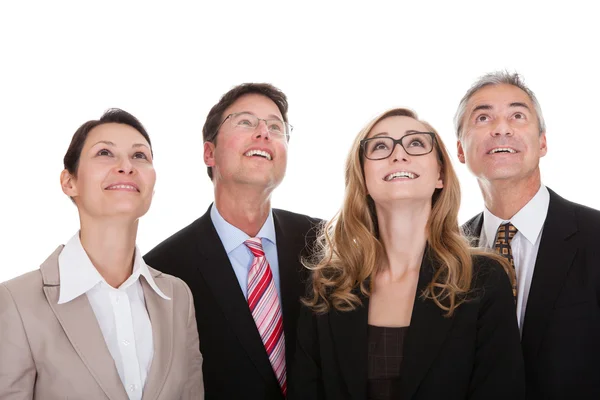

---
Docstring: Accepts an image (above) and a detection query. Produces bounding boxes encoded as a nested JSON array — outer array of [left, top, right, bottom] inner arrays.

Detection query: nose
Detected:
[[116, 157, 135, 175], [391, 141, 409, 163], [491, 118, 514, 137], [254, 119, 271, 140]]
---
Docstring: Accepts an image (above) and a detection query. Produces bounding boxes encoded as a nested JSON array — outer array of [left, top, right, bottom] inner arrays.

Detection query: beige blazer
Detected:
[[0, 246, 204, 400]]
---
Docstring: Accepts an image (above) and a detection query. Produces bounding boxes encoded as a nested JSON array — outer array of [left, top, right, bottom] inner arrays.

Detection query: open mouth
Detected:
[[488, 147, 517, 154], [244, 149, 273, 161], [384, 171, 419, 181], [105, 184, 139, 192]]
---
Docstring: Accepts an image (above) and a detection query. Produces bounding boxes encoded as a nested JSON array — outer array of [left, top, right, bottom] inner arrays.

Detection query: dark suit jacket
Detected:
[[288, 253, 525, 400], [462, 188, 600, 400], [144, 205, 320, 400]]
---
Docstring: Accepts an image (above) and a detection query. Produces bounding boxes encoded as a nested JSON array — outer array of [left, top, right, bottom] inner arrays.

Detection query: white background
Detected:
[[1, 1, 598, 282]]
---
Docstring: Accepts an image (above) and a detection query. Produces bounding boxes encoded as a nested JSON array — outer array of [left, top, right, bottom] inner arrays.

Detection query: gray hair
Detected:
[[454, 71, 546, 139]]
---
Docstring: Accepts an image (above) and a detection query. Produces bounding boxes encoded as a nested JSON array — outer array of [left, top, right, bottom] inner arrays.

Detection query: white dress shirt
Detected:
[[57, 233, 170, 400], [480, 185, 550, 332]]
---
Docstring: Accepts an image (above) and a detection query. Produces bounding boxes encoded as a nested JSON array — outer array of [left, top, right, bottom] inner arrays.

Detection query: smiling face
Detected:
[[61, 122, 156, 220], [457, 83, 547, 185], [203, 93, 288, 191], [362, 116, 443, 207]]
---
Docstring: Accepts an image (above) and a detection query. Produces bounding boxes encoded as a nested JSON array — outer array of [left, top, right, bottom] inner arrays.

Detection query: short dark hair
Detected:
[[63, 108, 152, 176], [202, 83, 289, 179]]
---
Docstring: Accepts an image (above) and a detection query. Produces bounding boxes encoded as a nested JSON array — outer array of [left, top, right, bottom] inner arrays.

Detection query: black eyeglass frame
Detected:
[[216, 112, 293, 140], [360, 131, 436, 160]]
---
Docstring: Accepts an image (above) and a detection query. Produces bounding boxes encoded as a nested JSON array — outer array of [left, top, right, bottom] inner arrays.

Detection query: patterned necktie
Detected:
[[244, 237, 287, 395], [494, 222, 518, 300]]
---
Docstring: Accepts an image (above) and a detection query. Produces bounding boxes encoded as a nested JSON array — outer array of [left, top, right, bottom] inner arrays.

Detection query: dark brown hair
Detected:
[[63, 108, 152, 176], [202, 83, 289, 179]]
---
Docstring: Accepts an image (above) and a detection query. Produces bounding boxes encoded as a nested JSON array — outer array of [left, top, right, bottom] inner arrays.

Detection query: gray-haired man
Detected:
[[457, 71, 600, 400]]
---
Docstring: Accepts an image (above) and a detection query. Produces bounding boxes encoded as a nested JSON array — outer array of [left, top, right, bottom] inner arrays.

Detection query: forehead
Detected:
[[367, 116, 428, 138], [224, 93, 282, 119], [84, 123, 149, 148], [467, 83, 534, 111]]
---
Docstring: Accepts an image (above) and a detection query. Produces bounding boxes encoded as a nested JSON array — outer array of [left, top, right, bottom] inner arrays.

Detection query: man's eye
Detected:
[[514, 112, 525, 119], [237, 119, 254, 126], [476, 115, 489, 122]]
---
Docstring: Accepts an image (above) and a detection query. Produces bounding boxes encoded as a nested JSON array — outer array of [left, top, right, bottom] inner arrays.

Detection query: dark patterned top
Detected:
[[367, 324, 409, 400]]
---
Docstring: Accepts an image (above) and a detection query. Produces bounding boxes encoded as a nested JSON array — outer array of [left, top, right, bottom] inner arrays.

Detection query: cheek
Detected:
[[362, 163, 379, 191], [142, 167, 157, 190]]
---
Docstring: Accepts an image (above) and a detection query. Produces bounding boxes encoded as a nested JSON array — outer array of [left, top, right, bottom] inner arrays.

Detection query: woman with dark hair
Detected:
[[0, 109, 204, 399], [288, 108, 524, 400]]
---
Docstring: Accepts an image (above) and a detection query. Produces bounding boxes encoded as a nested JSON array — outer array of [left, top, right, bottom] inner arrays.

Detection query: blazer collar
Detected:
[[41, 247, 175, 400], [462, 212, 484, 247], [141, 268, 174, 400], [330, 248, 455, 399], [41, 247, 130, 400], [190, 205, 281, 389]]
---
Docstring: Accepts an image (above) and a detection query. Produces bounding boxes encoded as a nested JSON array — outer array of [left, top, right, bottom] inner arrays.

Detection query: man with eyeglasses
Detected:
[[456, 71, 600, 399], [145, 83, 319, 400]]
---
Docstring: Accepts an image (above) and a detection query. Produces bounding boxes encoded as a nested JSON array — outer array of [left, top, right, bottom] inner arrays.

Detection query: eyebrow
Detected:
[[91, 140, 150, 149], [472, 102, 531, 114], [238, 111, 284, 122], [369, 130, 422, 138]]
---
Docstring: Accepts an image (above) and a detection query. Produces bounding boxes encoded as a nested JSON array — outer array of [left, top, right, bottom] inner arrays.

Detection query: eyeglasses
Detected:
[[360, 132, 436, 160], [218, 112, 292, 140]]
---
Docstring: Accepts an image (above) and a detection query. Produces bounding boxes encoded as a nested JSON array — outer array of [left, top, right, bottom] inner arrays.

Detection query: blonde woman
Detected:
[[288, 109, 524, 400], [0, 109, 203, 399]]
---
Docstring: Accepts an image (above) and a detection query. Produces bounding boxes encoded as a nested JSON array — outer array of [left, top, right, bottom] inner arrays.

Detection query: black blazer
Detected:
[[462, 188, 600, 400], [144, 205, 320, 400], [288, 253, 525, 400]]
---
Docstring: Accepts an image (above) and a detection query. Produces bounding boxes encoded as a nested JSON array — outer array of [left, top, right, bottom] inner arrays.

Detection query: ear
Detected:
[[539, 132, 548, 158], [457, 140, 466, 164], [204, 141, 216, 167], [436, 167, 444, 189], [60, 169, 78, 198]]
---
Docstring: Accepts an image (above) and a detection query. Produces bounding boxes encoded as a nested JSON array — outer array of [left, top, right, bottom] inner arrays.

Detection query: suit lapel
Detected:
[[396, 251, 454, 399], [462, 212, 484, 247], [192, 206, 279, 388], [273, 210, 307, 366], [521, 189, 578, 364], [141, 270, 174, 400], [330, 292, 369, 400], [41, 248, 128, 400]]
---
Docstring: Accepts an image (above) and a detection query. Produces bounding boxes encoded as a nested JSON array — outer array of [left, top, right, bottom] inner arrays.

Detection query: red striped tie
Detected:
[[244, 237, 287, 395]]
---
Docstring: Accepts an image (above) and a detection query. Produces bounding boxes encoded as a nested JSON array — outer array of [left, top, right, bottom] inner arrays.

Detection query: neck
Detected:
[[479, 173, 541, 220], [78, 216, 139, 288], [214, 182, 272, 237], [374, 199, 429, 281]]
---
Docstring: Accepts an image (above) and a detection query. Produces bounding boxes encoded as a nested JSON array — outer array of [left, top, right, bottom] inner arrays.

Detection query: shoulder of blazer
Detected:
[[461, 212, 483, 239], [1, 246, 64, 310], [144, 206, 212, 261], [547, 188, 600, 236], [469, 254, 510, 295], [272, 208, 322, 232]]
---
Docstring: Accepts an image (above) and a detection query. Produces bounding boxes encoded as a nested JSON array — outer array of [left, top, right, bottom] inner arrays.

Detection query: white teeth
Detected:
[[244, 149, 272, 160], [489, 147, 516, 154], [107, 184, 137, 191], [385, 171, 417, 181]]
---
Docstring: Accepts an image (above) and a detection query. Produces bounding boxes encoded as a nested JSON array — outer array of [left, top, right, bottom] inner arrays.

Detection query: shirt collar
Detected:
[[482, 185, 550, 247], [58, 232, 170, 304], [210, 203, 277, 254]]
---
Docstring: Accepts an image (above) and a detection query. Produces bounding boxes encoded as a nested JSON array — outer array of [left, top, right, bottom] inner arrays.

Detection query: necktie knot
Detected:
[[496, 222, 518, 246], [244, 237, 265, 258]]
